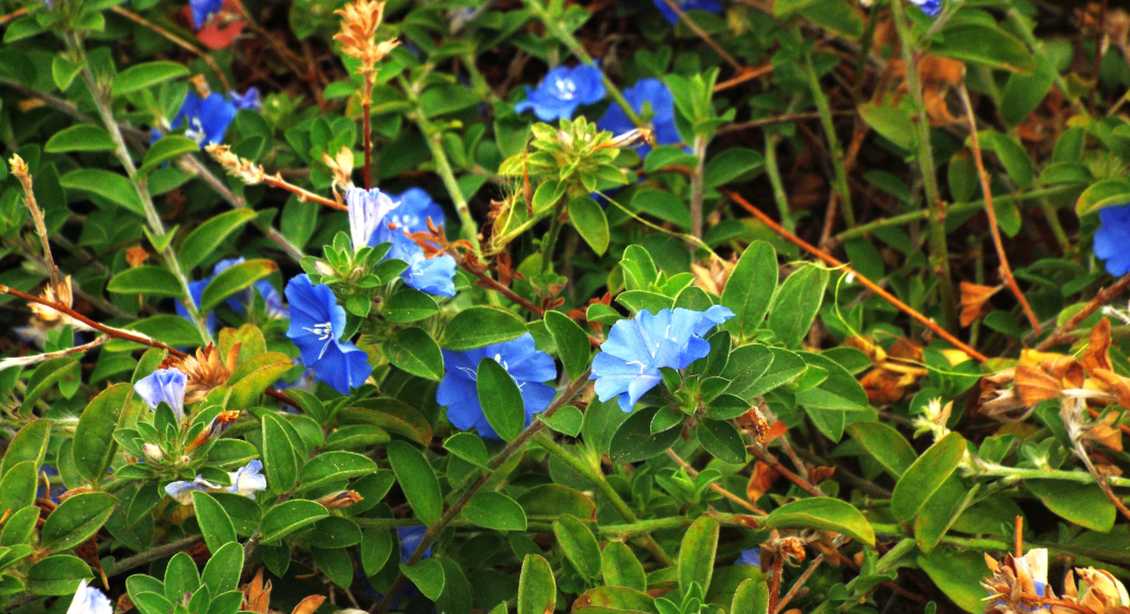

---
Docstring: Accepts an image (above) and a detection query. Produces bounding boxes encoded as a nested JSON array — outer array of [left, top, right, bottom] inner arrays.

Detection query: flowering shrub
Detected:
[[3, 1, 1130, 613]]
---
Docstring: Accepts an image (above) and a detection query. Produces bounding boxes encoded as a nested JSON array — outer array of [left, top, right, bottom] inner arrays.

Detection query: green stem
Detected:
[[540, 207, 563, 274], [1039, 197, 1072, 254], [535, 432, 674, 566], [65, 32, 212, 343], [523, 0, 642, 127], [974, 462, 1130, 488], [690, 134, 708, 240], [763, 131, 794, 232], [834, 184, 1078, 242], [890, 0, 955, 328], [1006, 8, 1087, 115], [804, 50, 855, 227]]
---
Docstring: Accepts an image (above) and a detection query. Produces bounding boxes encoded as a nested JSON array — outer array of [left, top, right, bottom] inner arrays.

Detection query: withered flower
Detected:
[[125, 245, 149, 268], [205, 144, 266, 185], [983, 548, 1050, 613], [162, 343, 239, 404], [317, 490, 365, 509], [960, 281, 1002, 327], [334, 0, 399, 81], [322, 146, 355, 191]]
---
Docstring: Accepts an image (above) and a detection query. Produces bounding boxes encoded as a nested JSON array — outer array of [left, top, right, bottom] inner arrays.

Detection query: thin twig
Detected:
[[717, 111, 843, 135], [767, 552, 785, 613], [714, 63, 774, 93], [957, 84, 1041, 333], [666, 448, 766, 515], [662, 0, 744, 72], [750, 445, 823, 498], [262, 175, 345, 210], [0, 6, 28, 26], [9, 156, 60, 287], [773, 554, 824, 614], [110, 6, 231, 91], [0, 336, 107, 371], [362, 74, 374, 188], [727, 191, 990, 362], [1036, 273, 1130, 350], [106, 535, 202, 577]]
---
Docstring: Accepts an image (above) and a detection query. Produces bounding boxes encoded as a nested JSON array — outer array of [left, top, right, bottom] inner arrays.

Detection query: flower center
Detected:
[[303, 321, 334, 341], [185, 117, 207, 144], [553, 77, 577, 100]]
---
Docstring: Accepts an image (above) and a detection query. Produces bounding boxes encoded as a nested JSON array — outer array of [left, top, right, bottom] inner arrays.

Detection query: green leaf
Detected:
[[260, 499, 329, 543], [141, 135, 199, 173], [40, 492, 116, 552], [201, 542, 244, 596], [463, 492, 527, 532], [845, 422, 917, 478], [107, 266, 183, 297], [705, 148, 764, 187], [386, 327, 444, 381], [1076, 178, 1130, 216], [545, 310, 590, 380], [387, 441, 442, 525], [401, 558, 446, 600], [773, 0, 820, 16], [539, 405, 583, 437], [163, 552, 200, 603], [0, 420, 51, 475], [61, 169, 144, 216], [73, 383, 132, 482], [890, 432, 967, 522], [609, 406, 682, 463], [917, 549, 984, 613], [601, 541, 646, 591], [1027, 479, 1116, 533], [476, 358, 525, 441], [567, 196, 610, 255], [696, 419, 747, 464], [977, 131, 1034, 189], [678, 515, 720, 596], [361, 529, 393, 576], [192, 492, 237, 553], [628, 188, 691, 229], [385, 288, 439, 323], [765, 497, 875, 547], [443, 307, 528, 350], [768, 264, 829, 348], [299, 451, 378, 491], [620, 245, 658, 291], [0, 462, 39, 515], [553, 514, 601, 580], [930, 24, 1033, 73], [443, 432, 490, 468], [858, 102, 914, 151], [179, 209, 259, 271], [722, 241, 778, 338], [111, 61, 190, 96], [517, 554, 556, 614], [200, 258, 277, 312], [731, 578, 770, 614], [51, 55, 82, 91], [45, 124, 114, 153], [27, 555, 91, 596], [261, 413, 299, 494]]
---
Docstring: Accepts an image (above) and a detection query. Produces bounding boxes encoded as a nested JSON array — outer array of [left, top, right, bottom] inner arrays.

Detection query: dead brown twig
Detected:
[[665, 448, 766, 515], [957, 84, 1041, 333], [727, 190, 990, 363], [1036, 273, 1130, 351]]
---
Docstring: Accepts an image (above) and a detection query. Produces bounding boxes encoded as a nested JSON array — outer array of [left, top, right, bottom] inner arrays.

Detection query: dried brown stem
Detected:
[[262, 175, 345, 210], [10, 156, 60, 287], [362, 74, 374, 188], [665, 448, 766, 515], [727, 190, 990, 363], [773, 553, 824, 614], [714, 63, 774, 93], [958, 85, 1041, 333], [662, 0, 744, 72], [750, 445, 823, 498], [1036, 273, 1130, 351]]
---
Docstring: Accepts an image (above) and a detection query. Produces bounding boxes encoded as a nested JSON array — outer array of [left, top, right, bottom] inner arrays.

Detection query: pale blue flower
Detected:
[[597, 78, 681, 156], [436, 334, 557, 439], [1095, 204, 1130, 276], [388, 188, 446, 234], [190, 0, 222, 29], [229, 87, 262, 111], [285, 274, 372, 394], [910, 0, 942, 17], [134, 368, 187, 421], [66, 579, 112, 614], [591, 306, 733, 411], [739, 548, 761, 567], [164, 460, 268, 504], [516, 64, 606, 121], [212, 257, 287, 318], [346, 186, 400, 253], [654, 0, 723, 24]]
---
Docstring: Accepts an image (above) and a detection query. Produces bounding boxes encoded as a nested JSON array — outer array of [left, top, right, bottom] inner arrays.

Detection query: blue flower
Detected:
[[910, 0, 942, 17], [190, 0, 222, 30], [212, 258, 288, 318], [67, 579, 113, 614], [229, 87, 262, 111], [397, 526, 432, 562], [738, 548, 761, 567], [591, 306, 733, 411], [284, 274, 373, 394], [516, 64, 606, 121], [388, 188, 446, 234], [597, 78, 682, 156], [173, 92, 237, 146], [175, 277, 219, 336], [436, 333, 557, 439], [135, 368, 188, 421], [653, 0, 723, 24], [164, 460, 268, 504], [1096, 204, 1130, 276], [346, 186, 457, 298]]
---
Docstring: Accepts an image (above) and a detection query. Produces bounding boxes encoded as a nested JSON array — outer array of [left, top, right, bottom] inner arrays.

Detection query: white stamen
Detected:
[[303, 321, 334, 341]]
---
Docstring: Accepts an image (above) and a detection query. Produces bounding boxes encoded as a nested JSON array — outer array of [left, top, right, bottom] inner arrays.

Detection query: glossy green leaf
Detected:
[[890, 432, 967, 522], [476, 358, 525, 441], [192, 491, 237, 553], [544, 310, 590, 380], [722, 241, 778, 338], [517, 554, 556, 614], [678, 515, 720, 596], [463, 491, 527, 531], [386, 327, 444, 381], [200, 258, 277, 312], [179, 209, 259, 271], [765, 497, 875, 547], [112, 61, 190, 96], [45, 124, 114, 153], [387, 441, 442, 525], [553, 514, 601, 580], [443, 307, 527, 350], [40, 492, 116, 552], [107, 266, 183, 297], [260, 499, 329, 543]]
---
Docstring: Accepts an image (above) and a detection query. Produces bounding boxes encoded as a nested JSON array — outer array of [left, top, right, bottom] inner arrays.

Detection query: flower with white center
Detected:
[[66, 579, 112, 614]]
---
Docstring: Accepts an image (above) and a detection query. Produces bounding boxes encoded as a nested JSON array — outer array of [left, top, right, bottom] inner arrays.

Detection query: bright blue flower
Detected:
[[212, 258, 288, 318], [653, 0, 723, 24], [738, 548, 761, 567], [388, 188, 446, 234], [346, 186, 457, 298], [229, 87, 262, 111], [173, 92, 237, 146], [190, 0, 222, 29], [597, 78, 682, 156], [516, 64, 606, 121], [910, 0, 942, 17], [397, 526, 432, 562], [135, 368, 187, 421], [591, 306, 734, 411], [436, 333, 557, 439], [1095, 204, 1130, 276], [284, 274, 373, 394]]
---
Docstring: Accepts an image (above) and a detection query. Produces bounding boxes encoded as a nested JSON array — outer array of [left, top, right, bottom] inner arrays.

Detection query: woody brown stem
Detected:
[[727, 190, 990, 363], [1036, 273, 1130, 351], [958, 85, 1041, 333], [262, 175, 345, 210], [666, 449, 766, 515], [362, 75, 374, 188]]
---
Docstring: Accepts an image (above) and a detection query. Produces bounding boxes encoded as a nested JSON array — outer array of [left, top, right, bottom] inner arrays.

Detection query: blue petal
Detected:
[[310, 340, 372, 394]]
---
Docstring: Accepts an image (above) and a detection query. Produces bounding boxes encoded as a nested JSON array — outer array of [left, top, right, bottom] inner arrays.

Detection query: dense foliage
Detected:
[[2, 0, 1130, 612]]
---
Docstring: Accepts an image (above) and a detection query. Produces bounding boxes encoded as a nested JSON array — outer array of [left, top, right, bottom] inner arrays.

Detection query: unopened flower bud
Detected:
[[317, 490, 364, 509], [143, 443, 164, 462]]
